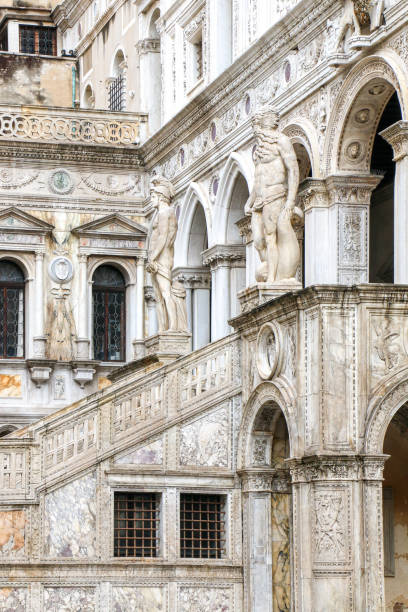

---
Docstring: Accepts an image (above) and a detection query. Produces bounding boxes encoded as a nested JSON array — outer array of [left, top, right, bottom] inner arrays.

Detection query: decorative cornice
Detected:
[[297, 178, 329, 212], [172, 266, 211, 289]]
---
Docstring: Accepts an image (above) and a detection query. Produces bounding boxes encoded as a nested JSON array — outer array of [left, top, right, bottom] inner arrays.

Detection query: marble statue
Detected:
[[146, 176, 188, 333], [335, 0, 361, 50], [245, 107, 300, 284]]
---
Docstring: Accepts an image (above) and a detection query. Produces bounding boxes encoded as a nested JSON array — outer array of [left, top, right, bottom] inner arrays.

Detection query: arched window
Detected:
[[92, 265, 125, 361], [109, 50, 126, 111], [0, 260, 24, 359]]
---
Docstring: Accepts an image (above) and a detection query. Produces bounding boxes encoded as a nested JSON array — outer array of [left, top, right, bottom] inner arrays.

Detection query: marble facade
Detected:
[[0, 0, 407, 610]]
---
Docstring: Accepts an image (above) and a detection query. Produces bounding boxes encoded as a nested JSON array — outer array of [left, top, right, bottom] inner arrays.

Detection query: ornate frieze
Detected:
[[289, 457, 360, 483]]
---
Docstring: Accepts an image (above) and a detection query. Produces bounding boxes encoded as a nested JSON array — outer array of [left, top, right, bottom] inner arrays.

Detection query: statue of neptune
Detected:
[[146, 175, 188, 333], [245, 107, 301, 284]]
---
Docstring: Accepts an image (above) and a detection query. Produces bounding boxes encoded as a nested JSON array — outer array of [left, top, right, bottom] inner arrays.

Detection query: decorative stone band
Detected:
[[288, 455, 388, 483], [380, 120, 408, 162], [239, 468, 291, 493], [202, 244, 246, 268], [0, 105, 147, 146]]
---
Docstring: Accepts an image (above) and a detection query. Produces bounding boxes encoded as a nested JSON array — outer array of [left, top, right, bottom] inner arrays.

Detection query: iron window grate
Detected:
[[109, 74, 125, 111], [180, 493, 225, 559], [19, 25, 56, 56], [114, 492, 159, 558]]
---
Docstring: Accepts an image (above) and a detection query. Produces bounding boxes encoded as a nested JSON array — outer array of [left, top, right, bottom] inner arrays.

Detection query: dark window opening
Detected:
[[0, 260, 24, 359], [109, 74, 125, 111], [92, 265, 125, 361], [0, 26, 8, 52], [19, 25, 57, 56], [369, 91, 402, 283], [114, 492, 159, 557], [180, 493, 225, 559]]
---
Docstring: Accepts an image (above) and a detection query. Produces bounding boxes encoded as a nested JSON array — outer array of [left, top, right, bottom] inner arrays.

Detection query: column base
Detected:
[[145, 331, 191, 364], [238, 281, 302, 313]]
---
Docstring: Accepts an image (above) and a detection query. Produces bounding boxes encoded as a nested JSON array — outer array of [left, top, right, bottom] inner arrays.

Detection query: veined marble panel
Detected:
[[44, 472, 96, 558], [179, 406, 229, 467], [44, 587, 96, 611], [0, 510, 25, 557], [0, 587, 26, 611], [271, 494, 290, 612], [178, 586, 232, 611], [111, 586, 164, 611], [114, 438, 163, 465], [0, 374, 22, 398]]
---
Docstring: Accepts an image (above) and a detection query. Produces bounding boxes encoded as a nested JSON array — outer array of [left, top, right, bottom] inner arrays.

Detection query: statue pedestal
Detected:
[[238, 281, 302, 313], [145, 331, 191, 364]]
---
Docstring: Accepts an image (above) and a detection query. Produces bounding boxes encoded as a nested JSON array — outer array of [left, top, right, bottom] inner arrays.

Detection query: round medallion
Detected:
[[256, 322, 283, 380], [368, 83, 386, 96], [49, 256, 74, 284], [345, 140, 365, 163], [354, 107, 371, 124], [49, 169, 73, 195]]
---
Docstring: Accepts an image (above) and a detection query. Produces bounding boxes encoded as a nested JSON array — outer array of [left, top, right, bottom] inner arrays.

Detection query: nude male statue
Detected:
[[245, 108, 300, 284], [146, 175, 188, 333]]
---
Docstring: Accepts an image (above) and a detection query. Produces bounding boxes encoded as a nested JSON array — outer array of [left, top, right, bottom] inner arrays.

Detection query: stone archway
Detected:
[[238, 383, 297, 612]]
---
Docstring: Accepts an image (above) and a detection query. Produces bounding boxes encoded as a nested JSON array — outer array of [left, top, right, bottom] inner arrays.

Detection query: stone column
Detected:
[[32, 251, 46, 358], [289, 456, 378, 612], [144, 286, 158, 337], [173, 267, 211, 350], [380, 121, 408, 283], [325, 174, 382, 284], [137, 39, 161, 133], [298, 179, 330, 286], [240, 470, 274, 612], [361, 455, 387, 612], [203, 245, 246, 341], [133, 257, 145, 359], [75, 254, 90, 360]]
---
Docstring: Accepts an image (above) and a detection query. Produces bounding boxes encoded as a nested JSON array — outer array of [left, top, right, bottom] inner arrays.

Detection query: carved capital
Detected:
[[361, 455, 388, 481], [239, 468, 291, 493], [326, 174, 382, 206], [297, 179, 328, 212], [172, 267, 211, 289], [288, 456, 360, 483], [380, 120, 408, 162], [137, 38, 161, 55], [202, 244, 246, 268]]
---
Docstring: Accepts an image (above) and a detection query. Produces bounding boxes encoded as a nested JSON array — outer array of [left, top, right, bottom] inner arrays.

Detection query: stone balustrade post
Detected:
[[380, 121, 408, 283]]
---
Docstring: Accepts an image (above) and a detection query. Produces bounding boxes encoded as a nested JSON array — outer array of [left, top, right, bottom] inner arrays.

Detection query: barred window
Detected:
[[109, 74, 125, 111], [92, 265, 125, 362], [114, 492, 159, 557], [0, 260, 24, 359], [180, 493, 225, 559], [19, 25, 57, 56]]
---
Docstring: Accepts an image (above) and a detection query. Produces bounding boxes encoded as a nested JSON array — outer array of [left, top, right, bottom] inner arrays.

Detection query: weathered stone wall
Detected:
[[0, 54, 75, 107]]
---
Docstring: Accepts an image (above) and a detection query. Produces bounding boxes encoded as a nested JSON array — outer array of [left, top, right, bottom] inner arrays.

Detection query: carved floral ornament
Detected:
[[256, 322, 284, 380]]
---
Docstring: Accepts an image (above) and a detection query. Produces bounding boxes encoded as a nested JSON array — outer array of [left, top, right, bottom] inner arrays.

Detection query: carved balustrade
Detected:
[[0, 105, 147, 146]]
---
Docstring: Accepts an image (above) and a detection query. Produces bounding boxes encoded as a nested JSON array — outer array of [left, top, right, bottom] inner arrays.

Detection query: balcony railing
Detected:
[[0, 105, 147, 146]]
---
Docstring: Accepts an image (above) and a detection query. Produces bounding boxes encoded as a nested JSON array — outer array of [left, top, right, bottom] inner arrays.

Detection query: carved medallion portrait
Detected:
[[49, 256, 74, 284], [256, 322, 284, 380], [49, 169, 74, 195]]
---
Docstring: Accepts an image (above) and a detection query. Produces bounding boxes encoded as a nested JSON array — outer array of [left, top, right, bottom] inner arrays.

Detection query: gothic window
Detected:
[[180, 493, 226, 559], [92, 265, 125, 361], [19, 25, 57, 56], [0, 260, 24, 359], [114, 492, 160, 557]]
